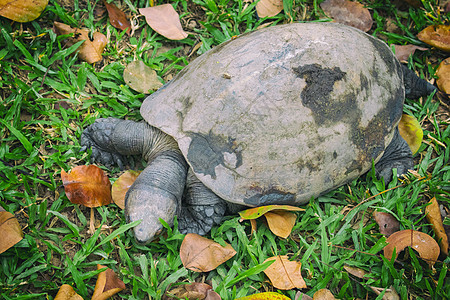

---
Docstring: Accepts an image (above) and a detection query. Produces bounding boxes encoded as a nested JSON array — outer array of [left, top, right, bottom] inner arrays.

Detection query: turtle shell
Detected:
[[140, 23, 404, 206]]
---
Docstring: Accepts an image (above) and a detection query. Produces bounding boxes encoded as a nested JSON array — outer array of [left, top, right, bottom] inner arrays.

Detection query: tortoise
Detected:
[[80, 23, 435, 244]]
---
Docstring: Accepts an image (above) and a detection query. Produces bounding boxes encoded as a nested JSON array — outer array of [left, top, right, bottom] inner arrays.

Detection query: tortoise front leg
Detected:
[[178, 169, 227, 236]]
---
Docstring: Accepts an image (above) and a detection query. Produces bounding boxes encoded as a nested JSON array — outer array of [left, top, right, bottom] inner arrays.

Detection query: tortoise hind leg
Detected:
[[178, 169, 227, 235], [375, 128, 413, 184]]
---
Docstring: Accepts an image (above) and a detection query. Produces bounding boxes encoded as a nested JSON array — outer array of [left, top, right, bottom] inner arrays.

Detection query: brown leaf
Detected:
[[180, 233, 236, 272], [264, 210, 297, 239], [383, 229, 440, 266], [92, 265, 126, 300], [369, 286, 400, 300], [111, 170, 141, 209], [139, 4, 188, 40], [103, 0, 131, 35], [343, 265, 368, 279], [425, 197, 449, 256], [417, 25, 450, 52], [61, 165, 112, 207], [0, 211, 23, 254], [123, 61, 163, 93], [0, 0, 48, 22], [436, 57, 450, 94], [313, 289, 336, 300], [166, 282, 217, 300], [54, 284, 83, 300], [205, 289, 222, 300], [263, 255, 306, 290], [373, 211, 400, 237], [320, 0, 373, 32], [393, 44, 429, 62], [398, 114, 423, 155], [53, 22, 107, 64], [256, 0, 283, 18]]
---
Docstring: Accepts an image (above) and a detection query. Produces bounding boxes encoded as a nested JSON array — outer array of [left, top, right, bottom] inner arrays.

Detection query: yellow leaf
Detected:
[[92, 265, 126, 300], [264, 210, 297, 238], [418, 25, 450, 52], [0, 0, 48, 22], [239, 205, 304, 220], [54, 284, 83, 300], [436, 57, 450, 94], [111, 170, 141, 209], [425, 197, 448, 256], [236, 292, 291, 300], [263, 255, 306, 290], [398, 114, 423, 155]]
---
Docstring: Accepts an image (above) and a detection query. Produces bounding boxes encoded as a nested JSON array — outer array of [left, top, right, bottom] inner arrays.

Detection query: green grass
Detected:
[[1, 0, 449, 299]]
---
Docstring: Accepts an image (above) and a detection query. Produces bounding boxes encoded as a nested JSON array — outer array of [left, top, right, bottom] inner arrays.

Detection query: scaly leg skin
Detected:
[[178, 169, 227, 236], [375, 128, 413, 184], [80, 117, 188, 244]]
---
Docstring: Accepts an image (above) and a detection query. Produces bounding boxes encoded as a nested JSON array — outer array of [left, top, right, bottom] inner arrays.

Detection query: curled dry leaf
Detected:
[[61, 165, 112, 207], [313, 289, 336, 300], [383, 229, 440, 266], [92, 265, 126, 300], [425, 197, 449, 256], [111, 170, 141, 209], [369, 286, 400, 300], [236, 292, 291, 300], [417, 25, 450, 52], [54, 22, 107, 64], [103, 0, 131, 35], [264, 210, 297, 239], [320, 0, 373, 32], [123, 61, 163, 93], [0, 0, 48, 22], [239, 205, 304, 220], [256, 0, 283, 18], [139, 4, 188, 40], [393, 45, 428, 62], [436, 57, 450, 94], [343, 265, 368, 279], [373, 211, 400, 237], [398, 114, 423, 155], [0, 211, 23, 254], [180, 233, 236, 272], [263, 255, 306, 290], [54, 284, 83, 300]]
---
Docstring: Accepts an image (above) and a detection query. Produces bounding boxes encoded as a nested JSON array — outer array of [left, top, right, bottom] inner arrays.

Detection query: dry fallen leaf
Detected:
[[343, 265, 368, 279], [313, 289, 336, 300], [398, 114, 423, 155], [139, 4, 188, 40], [264, 210, 297, 239], [61, 165, 112, 207], [393, 45, 428, 62], [320, 0, 373, 32], [436, 57, 450, 94], [0, 210, 23, 254], [180, 233, 236, 272], [103, 0, 131, 35], [236, 292, 291, 300], [373, 211, 400, 237], [369, 286, 400, 300], [54, 284, 83, 300], [0, 0, 48, 22], [425, 197, 449, 256], [92, 265, 126, 300], [263, 255, 306, 290], [256, 0, 283, 18], [166, 282, 220, 300], [123, 61, 163, 93], [418, 25, 450, 52], [53, 22, 107, 64], [383, 229, 440, 266], [111, 170, 141, 209]]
